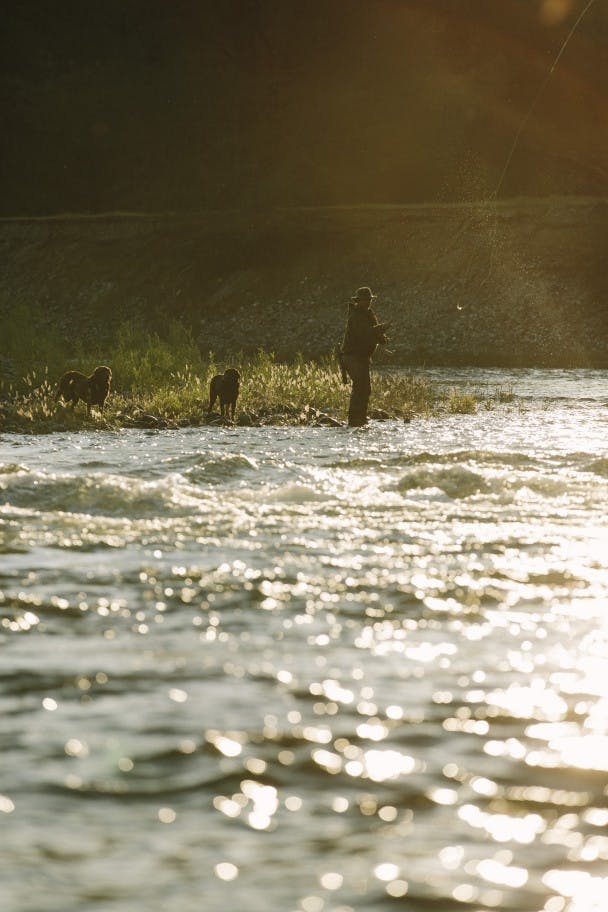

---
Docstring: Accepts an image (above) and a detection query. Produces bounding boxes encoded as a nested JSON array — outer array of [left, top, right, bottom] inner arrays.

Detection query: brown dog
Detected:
[[55, 366, 112, 417], [209, 368, 240, 420]]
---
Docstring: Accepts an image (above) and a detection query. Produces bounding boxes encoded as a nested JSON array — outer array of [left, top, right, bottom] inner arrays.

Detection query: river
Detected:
[[1, 368, 607, 912]]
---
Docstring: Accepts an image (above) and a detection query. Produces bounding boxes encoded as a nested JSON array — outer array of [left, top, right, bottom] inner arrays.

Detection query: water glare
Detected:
[[1, 368, 607, 911]]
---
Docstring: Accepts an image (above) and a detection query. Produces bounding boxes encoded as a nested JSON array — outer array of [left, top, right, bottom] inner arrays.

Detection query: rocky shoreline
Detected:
[[114, 404, 347, 430], [0, 400, 399, 434], [2, 199, 607, 372]]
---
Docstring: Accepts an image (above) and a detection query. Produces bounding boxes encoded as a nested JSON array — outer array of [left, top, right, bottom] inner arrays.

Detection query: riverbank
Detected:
[[1, 198, 607, 386], [1, 352, 497, 434]]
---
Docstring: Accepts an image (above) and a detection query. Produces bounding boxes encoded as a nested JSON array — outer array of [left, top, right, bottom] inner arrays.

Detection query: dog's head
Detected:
[[93, 366, 112, 383], [90, 366, 112, 400], [223, 368, 241, 384]]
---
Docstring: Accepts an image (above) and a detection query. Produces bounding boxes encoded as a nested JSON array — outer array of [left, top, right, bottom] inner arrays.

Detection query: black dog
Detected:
[[209, 368, 240, 420], [55, 365, 112, 417]]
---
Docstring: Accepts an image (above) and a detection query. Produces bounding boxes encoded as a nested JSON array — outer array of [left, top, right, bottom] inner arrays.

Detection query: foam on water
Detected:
[[397, 465, 491, 497]]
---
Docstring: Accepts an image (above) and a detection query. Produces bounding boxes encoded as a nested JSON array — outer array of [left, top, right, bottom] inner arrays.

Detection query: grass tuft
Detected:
[[0, 317, 504, 432], [446, 389, 477, 414]]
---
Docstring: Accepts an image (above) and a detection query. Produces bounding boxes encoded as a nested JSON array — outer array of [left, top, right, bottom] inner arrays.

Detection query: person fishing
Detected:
[[339, 286, 390, 427]]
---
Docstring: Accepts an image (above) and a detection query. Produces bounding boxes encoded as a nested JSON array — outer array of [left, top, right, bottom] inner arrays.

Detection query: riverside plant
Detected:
[[446, 388, 477, 415], [1, 358, 438, 432], [0, 324, 486, 432]]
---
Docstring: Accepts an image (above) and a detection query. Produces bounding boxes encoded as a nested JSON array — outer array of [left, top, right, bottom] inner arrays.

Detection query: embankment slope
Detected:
[[2, 198, 607, 371]]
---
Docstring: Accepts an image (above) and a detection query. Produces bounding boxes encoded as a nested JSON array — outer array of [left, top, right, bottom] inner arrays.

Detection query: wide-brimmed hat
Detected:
[[351, 286, 376, 304]]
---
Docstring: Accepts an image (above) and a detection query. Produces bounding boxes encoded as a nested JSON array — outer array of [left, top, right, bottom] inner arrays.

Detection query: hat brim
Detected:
[[351, 294, 376, 303]]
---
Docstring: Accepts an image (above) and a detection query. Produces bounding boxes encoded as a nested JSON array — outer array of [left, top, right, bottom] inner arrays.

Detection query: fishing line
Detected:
[[493, 0, 597, 199], [452, 0, 599, 312]]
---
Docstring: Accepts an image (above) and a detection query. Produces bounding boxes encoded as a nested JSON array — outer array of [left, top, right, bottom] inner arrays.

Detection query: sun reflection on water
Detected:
[[543, 870, 608, 912], [2, 388, 608, 910]]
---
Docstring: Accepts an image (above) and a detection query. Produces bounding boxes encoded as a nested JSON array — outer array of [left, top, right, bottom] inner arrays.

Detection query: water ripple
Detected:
[[2, 369, 608, 912]]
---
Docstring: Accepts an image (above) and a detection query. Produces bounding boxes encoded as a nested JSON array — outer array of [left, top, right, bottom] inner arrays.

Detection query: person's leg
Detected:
[[343, 356, 371, 426], [350, 367, 371, 426]]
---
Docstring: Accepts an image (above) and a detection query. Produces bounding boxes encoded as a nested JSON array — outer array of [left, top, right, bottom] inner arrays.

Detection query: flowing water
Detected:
[[1, 368, 608, 912]]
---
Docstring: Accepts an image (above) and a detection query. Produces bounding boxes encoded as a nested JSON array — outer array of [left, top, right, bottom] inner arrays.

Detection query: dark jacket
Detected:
[[341, 303, 387, 358]]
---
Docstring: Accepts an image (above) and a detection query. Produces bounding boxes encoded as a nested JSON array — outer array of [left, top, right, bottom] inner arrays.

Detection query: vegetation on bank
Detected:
[[0, 321, 511, 433]]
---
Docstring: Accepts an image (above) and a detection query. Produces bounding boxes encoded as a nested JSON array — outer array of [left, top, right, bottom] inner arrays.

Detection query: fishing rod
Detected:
[[493, 0, 598, 199], [455, 0, 598, 311]]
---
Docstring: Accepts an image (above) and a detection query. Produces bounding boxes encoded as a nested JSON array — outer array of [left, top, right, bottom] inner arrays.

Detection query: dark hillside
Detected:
[[2, 0, 607, 214], [1, 199, 607, 374], [2, 3, 606, 376]]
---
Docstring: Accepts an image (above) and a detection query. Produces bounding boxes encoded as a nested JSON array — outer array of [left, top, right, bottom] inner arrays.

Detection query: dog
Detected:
[[208, 368, 241, 420], [55, 365, 112, 417]]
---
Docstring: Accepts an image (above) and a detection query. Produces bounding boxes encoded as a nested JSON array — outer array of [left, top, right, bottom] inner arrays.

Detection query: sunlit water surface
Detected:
[[1, 368, 608, 912]]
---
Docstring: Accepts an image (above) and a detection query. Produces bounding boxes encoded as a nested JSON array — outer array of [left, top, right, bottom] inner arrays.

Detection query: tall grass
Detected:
[[446, 388, 477, 414], [0, 314, 491, 431]]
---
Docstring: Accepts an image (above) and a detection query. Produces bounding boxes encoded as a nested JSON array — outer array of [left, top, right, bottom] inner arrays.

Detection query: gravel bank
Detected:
[[2, 199, 607, 369]]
